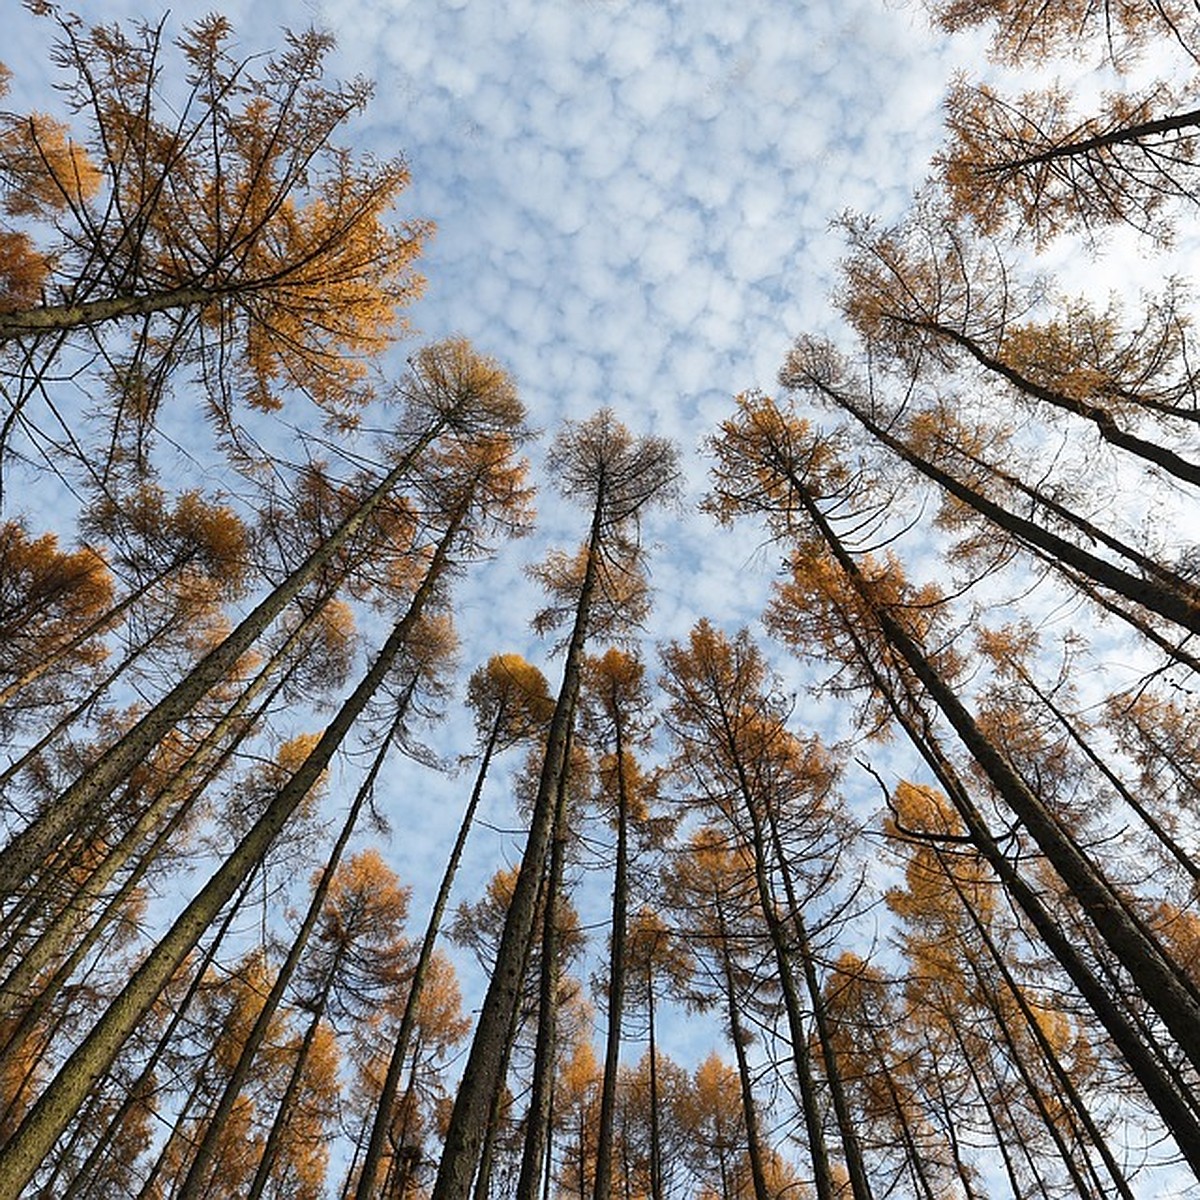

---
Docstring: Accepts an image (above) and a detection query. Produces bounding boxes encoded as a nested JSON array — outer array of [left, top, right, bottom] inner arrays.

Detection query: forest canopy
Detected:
[[2, 2, 1200, 1199]]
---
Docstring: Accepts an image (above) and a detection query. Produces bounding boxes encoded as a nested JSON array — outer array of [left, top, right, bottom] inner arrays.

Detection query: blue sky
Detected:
[[0, 0, 1002, 1054], [4, 0, 988, 661], [16, 0, 1185, 1176]]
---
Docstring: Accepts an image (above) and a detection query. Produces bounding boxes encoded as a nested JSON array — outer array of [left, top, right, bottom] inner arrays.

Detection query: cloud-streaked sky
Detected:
[[3, 0, 1000, 1083], [5, 0, 989, 652]]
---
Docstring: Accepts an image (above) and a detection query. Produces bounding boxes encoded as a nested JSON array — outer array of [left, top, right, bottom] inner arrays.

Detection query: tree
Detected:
[[0, 367, 532, 1200], [0, 10, 429, 485], [884, 781, 1136, 1199], [706, 388, 1200, 1173], [345, 948, 469, 1200], [0, 521, 112, 735], [353, 653, 551, 1200], [924, 0, 1199, 63], [939, 79, 1200, 243], [661, 620, 872, 1200], [577, 647, 664, 1200], [666, 836, 777, 1200], [622, 909, 694, 1200], [835, 207, 1200, 481], [239, 851, 412, 1200], [433, 410, 679, 1200], [0, 337, 526, 909], [922, 0, 1200, 244], [779, 337, 1200, 643]]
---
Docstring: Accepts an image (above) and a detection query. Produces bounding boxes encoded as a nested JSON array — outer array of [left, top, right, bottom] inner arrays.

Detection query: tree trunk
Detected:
[[516, 744, 573, 1200], [0, 509, 464, 1200], [592, 715, 631, 1200], [433, 503, 604, 1200], [718, 911, 771, 1200], [354, 710, 505, 1199]]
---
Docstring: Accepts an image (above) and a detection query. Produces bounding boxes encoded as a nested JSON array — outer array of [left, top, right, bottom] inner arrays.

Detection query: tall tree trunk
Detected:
[[516, 743, 573, 1200], [244, 968, 339, 1200], [717, 909, 771, 1200], [912, 316, 1200, 486], [723, 743, 834, 1200], [354, 708, 506, 1199], [592, 715, 631, 1200], [763, 802, 872, 1200], [647, 976, 663, 1200], [433, 505, 604, 1200], [472, 870, 546, 1200], [0, 509, 465, 1200]]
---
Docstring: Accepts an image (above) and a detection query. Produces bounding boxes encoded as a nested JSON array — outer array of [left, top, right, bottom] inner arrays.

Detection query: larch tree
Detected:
[[884, 780, 1135, 1199], [238, 850, 413, 1200], [660, 620, 872, 1200], [706, 388, 1200, 1176], [925, 0, 1200, 243], [577, 646, 667, 1200], [622, 908, 694, 1200], [432, 409, 679, 1200], [0, 9, 429, 484], [352, 652, 552, 1200], [0, 353, 533, 1200], [665, 832, 778, 1200], [0, 337, 524, 909]]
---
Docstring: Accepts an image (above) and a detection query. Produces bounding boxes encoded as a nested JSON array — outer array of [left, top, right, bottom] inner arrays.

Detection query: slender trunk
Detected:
[[859, 1021, 939, 1200], [949, 431, 1190, 591], [0, 557, 177, 710], [967, 952, 1096, 1198], [979, 106, 1200, 173], [918, 318, 1200, 487], [244, 970, 337, 1200], [940, 849, 1137, 1200], [0, 512, 464, 1200], [0, 426, 441, 900], [103, 872, 261, 1200], [434, 501, 605, 1200], [592, 715, 631, 1200], [954, 1018, 1030, 1199], [647, 977, 663, 1200], [354, 711, 505, 1200], [764, 802, 872, 1200], [718, 912, 771, 1200], [1021, 669, 1200, 881], [720, 721, 833, 1200], [516, 746, 573, 1200], [921, 1028, 982, 1200], [0, 614, 179, 794], [472, 873, 545, 1200]]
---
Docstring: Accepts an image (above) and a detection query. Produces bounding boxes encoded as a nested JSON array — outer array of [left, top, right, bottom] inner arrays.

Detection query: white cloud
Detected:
[[19, 0, 1184, 1181]]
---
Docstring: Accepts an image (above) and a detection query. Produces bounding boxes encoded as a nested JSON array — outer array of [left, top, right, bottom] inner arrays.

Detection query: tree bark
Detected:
[[0, 509, 464, 1200]]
